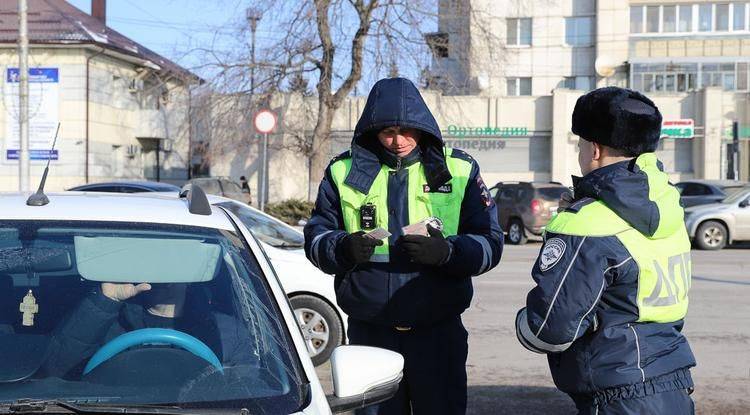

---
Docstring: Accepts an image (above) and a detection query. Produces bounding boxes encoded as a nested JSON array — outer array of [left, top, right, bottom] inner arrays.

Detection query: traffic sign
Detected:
[[661, 119, 694, 139], [254, 110, 276, 134]]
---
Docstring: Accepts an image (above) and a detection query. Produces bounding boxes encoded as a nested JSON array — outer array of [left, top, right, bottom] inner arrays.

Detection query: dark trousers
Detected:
[[572, 388, 695, 415], [347, 316, 468, 415]]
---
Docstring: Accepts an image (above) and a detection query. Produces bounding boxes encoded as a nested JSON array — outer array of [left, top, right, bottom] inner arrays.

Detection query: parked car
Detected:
[[189, 177, 251, 204], [68, 180, 180, 193], [1, 190, 402, 414], [675, 180, 748, 208], [489, 181, 572, 245], [684, 186, 750, 250], [205, 195, 347, 366]]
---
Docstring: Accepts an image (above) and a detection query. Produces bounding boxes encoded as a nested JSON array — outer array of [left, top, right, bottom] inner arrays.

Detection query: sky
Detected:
[[67, 0, 257, 69], [65, 0, 434, 94]]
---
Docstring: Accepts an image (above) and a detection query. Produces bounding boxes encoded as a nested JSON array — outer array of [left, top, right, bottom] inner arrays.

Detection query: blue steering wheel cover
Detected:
[[83, 328, 223, 375]]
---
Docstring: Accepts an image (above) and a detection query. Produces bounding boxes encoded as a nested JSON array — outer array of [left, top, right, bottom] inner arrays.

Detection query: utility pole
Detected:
[[246, 8, 261, 96], [246, 8, 263, 206], [18, 0, 30, 191]]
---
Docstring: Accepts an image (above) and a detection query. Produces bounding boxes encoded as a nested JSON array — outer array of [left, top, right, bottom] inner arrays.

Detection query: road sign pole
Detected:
[[261, 133, 268, 211]]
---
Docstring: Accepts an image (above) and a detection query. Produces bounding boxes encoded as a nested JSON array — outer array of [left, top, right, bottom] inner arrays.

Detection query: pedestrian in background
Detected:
[[516, 87, 696, 414], [304, 77, 503, 414]]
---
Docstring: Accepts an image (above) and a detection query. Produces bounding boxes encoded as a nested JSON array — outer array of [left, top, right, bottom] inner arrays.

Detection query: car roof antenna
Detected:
[[26, 123, 60, 206]]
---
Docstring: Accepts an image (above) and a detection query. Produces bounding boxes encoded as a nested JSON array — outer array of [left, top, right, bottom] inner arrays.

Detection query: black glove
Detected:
[[396, 226, 451, 266], [340, 231, 384, 265]]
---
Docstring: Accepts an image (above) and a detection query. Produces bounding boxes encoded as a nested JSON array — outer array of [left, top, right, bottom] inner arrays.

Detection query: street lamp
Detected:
[[246, 7, 262, 96]]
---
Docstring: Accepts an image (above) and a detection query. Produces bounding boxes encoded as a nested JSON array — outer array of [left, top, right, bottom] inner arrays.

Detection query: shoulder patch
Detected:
[[329, 150, 352, 165], [539, 237, 566, 272], [447, 148, 474, 163]]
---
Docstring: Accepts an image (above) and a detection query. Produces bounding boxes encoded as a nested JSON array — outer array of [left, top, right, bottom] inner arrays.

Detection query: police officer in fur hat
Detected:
[[515, 87, 696, 414]]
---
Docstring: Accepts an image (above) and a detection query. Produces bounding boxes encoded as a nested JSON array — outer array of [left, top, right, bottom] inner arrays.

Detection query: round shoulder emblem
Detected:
[[539, 237, 567, 272]]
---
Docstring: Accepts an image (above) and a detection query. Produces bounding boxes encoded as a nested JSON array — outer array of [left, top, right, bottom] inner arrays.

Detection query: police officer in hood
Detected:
[[304, 77, 503, 414], [515, 87, 696, 414]]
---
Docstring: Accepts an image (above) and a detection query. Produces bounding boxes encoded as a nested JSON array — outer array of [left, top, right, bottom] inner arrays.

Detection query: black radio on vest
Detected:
[[359, 203, 376, 229]]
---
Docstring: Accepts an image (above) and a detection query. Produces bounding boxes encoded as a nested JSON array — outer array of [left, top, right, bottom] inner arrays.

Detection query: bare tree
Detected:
[[188, 0, 505, 198]]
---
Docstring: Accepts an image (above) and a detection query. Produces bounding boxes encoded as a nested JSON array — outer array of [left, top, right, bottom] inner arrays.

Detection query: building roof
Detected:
[[0, 0, 197, 81]]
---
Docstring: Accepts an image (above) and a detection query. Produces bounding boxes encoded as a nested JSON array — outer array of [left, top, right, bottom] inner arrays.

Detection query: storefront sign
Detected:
[[661, 119, 694, 139], [3, 67, 60, 161], [446, 125, 530, 138]]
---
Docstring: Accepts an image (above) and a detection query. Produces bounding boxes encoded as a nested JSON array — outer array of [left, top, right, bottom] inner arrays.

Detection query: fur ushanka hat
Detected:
[[572, 87, 662, 156]]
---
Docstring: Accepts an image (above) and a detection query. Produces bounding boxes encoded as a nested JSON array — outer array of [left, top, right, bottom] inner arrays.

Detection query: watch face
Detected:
[[425, 216, 444, 232]]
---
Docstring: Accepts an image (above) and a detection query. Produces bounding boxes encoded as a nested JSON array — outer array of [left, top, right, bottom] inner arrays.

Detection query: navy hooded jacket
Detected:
[[515, 157, 696, 401], [304, 78, 503, 327]]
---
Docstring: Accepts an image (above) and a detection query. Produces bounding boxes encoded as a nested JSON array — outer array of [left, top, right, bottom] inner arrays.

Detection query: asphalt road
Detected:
[[317, 243, 750, 414]]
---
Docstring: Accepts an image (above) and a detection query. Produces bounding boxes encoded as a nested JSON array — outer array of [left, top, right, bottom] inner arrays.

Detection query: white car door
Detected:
[[733, 194, 750, 240]]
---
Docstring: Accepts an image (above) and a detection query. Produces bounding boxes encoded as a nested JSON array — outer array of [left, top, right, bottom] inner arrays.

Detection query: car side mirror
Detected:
[[740, 199, 750, 208], [326, 346, 403, 414]]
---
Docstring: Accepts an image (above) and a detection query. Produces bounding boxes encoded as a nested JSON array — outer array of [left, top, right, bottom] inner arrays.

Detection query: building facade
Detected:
[[420, 0, 750, 181], [0, 0, 197, 191]]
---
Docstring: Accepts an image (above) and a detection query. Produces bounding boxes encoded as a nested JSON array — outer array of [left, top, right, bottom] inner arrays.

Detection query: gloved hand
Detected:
[[340, 231, 384, 265], [396, 226, 451, 266]]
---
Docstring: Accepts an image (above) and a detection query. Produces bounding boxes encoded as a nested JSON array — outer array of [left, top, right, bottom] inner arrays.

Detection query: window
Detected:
[[699, 4, 713, 31], [734, 3, 747, 30], [507, 77, 532, 96], [631, 62, 705, 93], [631, 6, 643, 33], [507, 18, 532, 46], [646, 6, 660, 32], [738, 63, 749, 90], [562, 76, 594, 90], [663, 5, 677, 32], [565, 16, 594, 46], [681, 183, 712, 196], [679, 5, 693, 31], [716, 3, 730, 30]]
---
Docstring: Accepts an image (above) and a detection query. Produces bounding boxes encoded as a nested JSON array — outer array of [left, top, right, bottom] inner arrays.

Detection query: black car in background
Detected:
[[489, 181, 572, 245], [68, 181, 181, 193], [675, 180, 748, 208]]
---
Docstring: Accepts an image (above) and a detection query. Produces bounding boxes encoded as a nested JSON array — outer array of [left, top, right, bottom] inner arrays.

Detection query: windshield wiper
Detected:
[[0, 399, 86, 414], [0, 400, 217, 415]]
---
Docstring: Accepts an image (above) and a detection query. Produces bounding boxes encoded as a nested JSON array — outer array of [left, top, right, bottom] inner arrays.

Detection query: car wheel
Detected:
[[507, 219, 528, 245], [695, 220, 727, 250], [290, 294, 343, 366]]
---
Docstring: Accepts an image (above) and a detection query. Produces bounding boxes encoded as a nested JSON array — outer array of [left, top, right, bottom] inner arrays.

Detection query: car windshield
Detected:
[[0, 220, 307, 412], [217, 202, 304, 249], [536, 187, 571, 200], [722, 188, 750, 204]]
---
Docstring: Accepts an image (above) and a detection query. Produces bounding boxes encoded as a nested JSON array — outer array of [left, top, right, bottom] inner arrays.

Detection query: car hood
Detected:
[[685, 203, 731, 215]]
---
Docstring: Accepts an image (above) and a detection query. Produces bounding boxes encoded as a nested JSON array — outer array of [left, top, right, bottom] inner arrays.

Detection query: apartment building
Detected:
[[421, 0, 750, 181]]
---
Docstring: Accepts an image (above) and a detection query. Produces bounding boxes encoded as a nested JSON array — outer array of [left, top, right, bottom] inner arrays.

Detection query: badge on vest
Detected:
[[539, 238, 566, 272], [359, 203, 376, 230], [423, 184, 452, 193]]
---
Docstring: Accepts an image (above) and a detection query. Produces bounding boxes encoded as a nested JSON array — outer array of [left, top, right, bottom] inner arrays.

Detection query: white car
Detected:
[[205, 195, 348, 366], [0, 189, 402, 414]]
